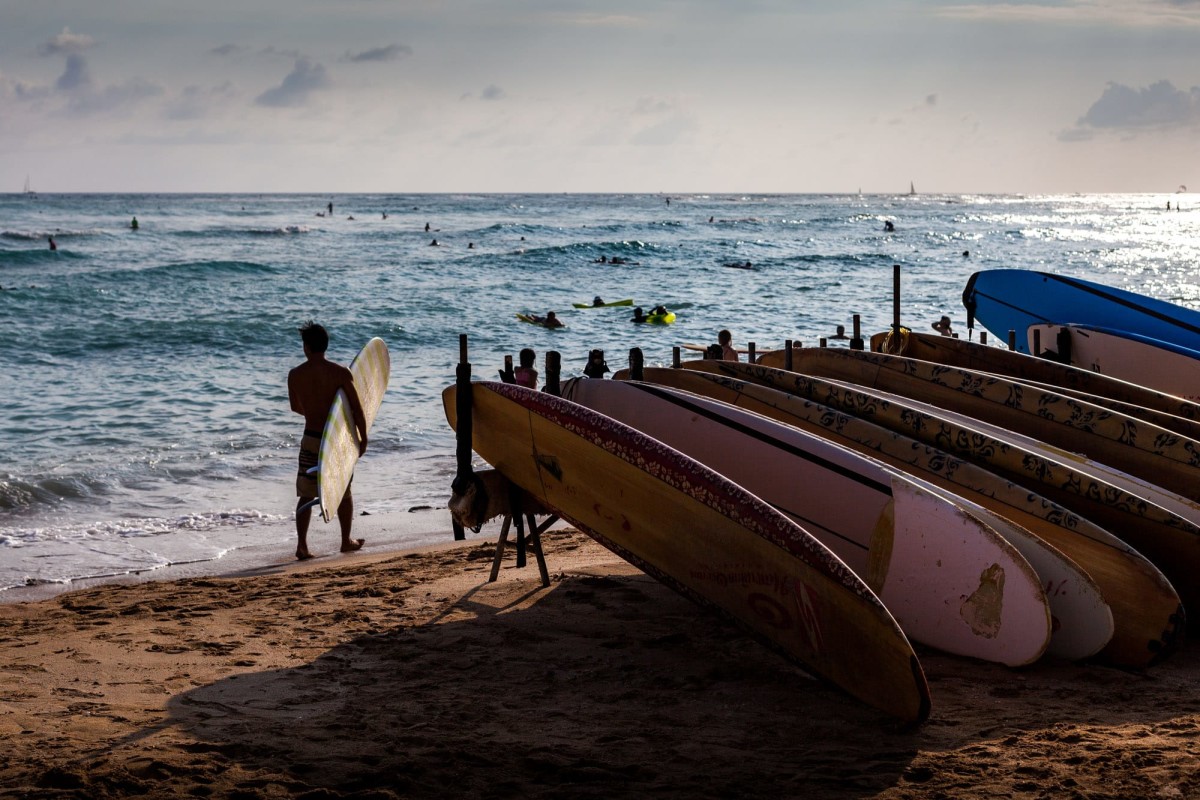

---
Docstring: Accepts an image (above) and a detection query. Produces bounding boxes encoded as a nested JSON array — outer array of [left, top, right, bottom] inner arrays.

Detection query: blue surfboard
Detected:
[[962, 269, 1200, 354]]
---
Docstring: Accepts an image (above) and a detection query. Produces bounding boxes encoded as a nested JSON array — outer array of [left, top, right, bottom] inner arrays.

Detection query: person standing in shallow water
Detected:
[[288, 322, 368, 560]]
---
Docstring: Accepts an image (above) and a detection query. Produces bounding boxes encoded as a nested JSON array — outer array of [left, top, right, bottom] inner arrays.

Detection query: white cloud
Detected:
[[38, 27, 95, 57], [166, 83, 238, 120], [936, 0, 1200, 27], [254, 59, 330, 107]]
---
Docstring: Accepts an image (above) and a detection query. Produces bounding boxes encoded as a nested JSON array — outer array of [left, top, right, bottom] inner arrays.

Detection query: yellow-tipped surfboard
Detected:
[[313, 337, 390, 523]]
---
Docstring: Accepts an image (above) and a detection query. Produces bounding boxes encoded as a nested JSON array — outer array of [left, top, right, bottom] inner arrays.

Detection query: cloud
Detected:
[[481, 84, 504, 101], [634, 96, 676, 115], [1070, 80, 1200, 132], [64, 77, 163, 116], [209, 44, 245, 57], [936, 0, 1200, 27], [165, 82, 237, 120], [254, 58, 330, 107], [38, 27, 95, 57], [56, 53, 92, 91], [341, 44, 413, 63]]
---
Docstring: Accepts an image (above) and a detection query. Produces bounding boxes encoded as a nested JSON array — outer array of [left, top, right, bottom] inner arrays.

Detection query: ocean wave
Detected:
[[0, 249, 86, 266], [0, 509, 282, 547], [119, 259, 282, 279], [173, 225, 314, 238], [2, 227, 108, 240]]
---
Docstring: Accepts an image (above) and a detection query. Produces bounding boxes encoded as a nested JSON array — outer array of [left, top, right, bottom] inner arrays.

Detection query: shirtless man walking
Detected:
[[288, 322, 368, 560]]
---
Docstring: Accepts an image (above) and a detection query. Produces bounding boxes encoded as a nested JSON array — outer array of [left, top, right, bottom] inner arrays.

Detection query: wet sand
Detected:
[[3, 518, 1200, 798]]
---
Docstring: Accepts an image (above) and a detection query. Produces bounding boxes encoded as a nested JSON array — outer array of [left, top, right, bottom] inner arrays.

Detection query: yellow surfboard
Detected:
[[443, 381, 931, 723]]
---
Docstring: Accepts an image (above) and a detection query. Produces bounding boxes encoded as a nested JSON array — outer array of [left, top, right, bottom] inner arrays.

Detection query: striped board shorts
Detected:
[[296, 429, 321, 498]]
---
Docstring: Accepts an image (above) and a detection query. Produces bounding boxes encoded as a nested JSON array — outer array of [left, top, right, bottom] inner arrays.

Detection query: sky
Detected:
[[1, 0, 1198, 194]]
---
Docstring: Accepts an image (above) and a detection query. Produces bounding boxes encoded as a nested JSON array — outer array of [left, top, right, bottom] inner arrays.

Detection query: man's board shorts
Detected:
[[297, 429, 321, 498], [297, 428, 354, 499]]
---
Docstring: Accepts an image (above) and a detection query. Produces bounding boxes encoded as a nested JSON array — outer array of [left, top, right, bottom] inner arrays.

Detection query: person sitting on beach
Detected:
[[932, 315, 954, 336], [830, 324, 849, 340], [592, 296, 605, 307], [631, 306, 647, 323], [515, 348, 539, 389], [704, 343, 724, 360], [584, 349, 610, 379], [718, 329, 740, 362], [288, 322, 368, 561]]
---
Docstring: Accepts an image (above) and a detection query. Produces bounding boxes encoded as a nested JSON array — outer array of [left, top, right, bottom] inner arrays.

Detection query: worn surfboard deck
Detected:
[[755, 346, 1200, 505], [560, 377, 1055, 666], [621, 366, 1169, 666], [678, 358, 1200, 621], [315, 337, 390, 523], [869, 329, 1200, 438], [1029, 324, 1200, 401], [962, 269, 1200, 354], [442, 381, 931, 723]]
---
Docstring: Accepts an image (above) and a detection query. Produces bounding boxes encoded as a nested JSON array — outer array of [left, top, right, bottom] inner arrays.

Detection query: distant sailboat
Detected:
[[23, 175, 36, 198], [909, 181, 916, 196]]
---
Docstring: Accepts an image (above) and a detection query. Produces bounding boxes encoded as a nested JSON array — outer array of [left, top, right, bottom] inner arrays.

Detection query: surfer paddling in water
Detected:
[[288, 322, 368, 560]]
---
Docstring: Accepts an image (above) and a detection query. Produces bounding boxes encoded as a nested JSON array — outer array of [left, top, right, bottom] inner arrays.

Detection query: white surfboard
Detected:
[[1029, 323, 1200, 401], [561, 377, 1053, 666], [313, 337, 390, 523]]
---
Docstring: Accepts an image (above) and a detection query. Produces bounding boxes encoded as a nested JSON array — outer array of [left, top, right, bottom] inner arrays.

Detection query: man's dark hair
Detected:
[[299, 321, 329, 354]]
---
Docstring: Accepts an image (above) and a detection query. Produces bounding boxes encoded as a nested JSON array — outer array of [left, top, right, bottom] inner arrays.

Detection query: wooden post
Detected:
[[1008, 330, 1017, 351], [545, 351, 561, 395], [981, 331, 988, 346], [1032, 328, 1042, 356], [892, 264, 901, 344], [672, 346, 681, 368], [629, 347, 644, 380], [747, 341, 756, 364], [819, 337, 827, 348], [784, 339, 794, 371], [509, 483, 527, 568], [850, 314, 864, 351], [452, 334, 472, 541]]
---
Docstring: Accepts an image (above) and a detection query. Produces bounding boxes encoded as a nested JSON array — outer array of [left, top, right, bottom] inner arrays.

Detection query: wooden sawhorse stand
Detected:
[[489, 485, 558, 588]]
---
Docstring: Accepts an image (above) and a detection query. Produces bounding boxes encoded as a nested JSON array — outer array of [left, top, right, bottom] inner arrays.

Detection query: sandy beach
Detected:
[[4, 513, 1200, 799]]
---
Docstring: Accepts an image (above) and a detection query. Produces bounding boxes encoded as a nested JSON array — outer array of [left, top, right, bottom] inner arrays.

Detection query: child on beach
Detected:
[[515, 348, 539, 389]]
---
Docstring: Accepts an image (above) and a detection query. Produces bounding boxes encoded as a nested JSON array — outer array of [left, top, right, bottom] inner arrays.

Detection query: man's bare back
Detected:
[[288, 357, 359, 431]]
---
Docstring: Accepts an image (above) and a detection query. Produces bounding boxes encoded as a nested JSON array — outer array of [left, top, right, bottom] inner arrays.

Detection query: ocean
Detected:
[[2, 192, 1198, 596]]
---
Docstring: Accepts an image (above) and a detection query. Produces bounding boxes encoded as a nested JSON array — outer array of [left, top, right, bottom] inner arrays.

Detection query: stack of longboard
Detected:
[[441, 272, 1200, 723]]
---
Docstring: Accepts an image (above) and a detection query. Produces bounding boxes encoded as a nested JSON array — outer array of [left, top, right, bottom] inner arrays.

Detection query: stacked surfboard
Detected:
[[962, 269, 1200, 398]]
